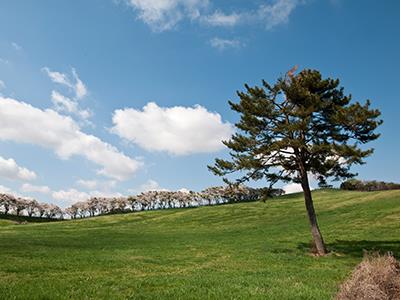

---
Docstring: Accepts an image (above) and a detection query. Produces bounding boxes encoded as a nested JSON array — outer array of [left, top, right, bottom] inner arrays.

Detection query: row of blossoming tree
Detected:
[[0, 194, 62, 218], [0, 185, 284, 220]]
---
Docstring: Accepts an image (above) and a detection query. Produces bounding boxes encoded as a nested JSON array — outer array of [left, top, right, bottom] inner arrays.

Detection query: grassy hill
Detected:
[[0, 189, 399, 299]]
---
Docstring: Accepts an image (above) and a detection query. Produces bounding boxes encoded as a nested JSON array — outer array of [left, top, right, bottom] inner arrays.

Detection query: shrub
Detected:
[[336, 253, 400, 300]]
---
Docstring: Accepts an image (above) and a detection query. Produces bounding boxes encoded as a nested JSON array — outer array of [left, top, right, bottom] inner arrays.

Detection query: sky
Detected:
[[0, 0, 399, 207]]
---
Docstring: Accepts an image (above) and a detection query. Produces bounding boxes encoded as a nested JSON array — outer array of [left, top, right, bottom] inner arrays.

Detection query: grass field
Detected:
[[0, 189, 399, 299]]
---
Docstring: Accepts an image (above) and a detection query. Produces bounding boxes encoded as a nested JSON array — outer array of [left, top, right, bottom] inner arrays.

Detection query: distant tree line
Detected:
[[340, 179, 400, 192], [0, 185, 284, 220], [0, 194, 62, 219]]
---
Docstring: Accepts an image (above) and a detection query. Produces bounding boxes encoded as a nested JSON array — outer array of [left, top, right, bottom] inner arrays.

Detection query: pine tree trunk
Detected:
[[300, 173, 327, 256]]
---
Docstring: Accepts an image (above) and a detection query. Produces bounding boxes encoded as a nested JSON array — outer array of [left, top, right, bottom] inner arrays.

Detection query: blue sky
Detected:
[[0, 0, 399, 206]]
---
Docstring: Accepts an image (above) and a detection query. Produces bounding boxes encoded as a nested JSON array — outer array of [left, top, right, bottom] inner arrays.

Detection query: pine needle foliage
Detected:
[[209, 68, 382, 255]]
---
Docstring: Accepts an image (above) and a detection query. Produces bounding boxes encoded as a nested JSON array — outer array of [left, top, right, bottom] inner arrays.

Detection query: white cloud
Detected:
[[0, 97, 142, 180], [44, 68, 91, 123], [21, 183, 51, 194], [0, 156, 37, 181], [72, 68, 87, 99], [42, 67, 72, 88], [11, 42, 22, 51], [111, 102, 233, 155], [42, 67, 87, 100], [51, 90, 92, 120], [122, 0, 303, 31], [76, 179, 98, 190], [201, 11, 241, 27], [88, 190, 123, 198], [282, 173, 315, 194], [76, 179, 117, 191], [0, 80, 5, 90], [0, 185, 27, 199], [128, 179, 169, 194], [19, 182, 122, 207], [52, 188, 90, 206], [140, 179, 165, 192], [124, 0, 208, 31], [51, 90, 78, 113], [77, 109, 92, 120], [51, 188, 124, 207], [128, 180, 191, 195], [209, 37, 242, 50], [258, 0, 300, 30], [282, 183, 303, 194], [0, 185, 14, 194]]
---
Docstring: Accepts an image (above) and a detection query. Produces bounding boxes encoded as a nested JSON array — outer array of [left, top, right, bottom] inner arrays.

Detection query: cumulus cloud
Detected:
[[111, 102, 233, 155], [209, 37, 242, 50], [125, 0, 208, 31], [0, 97, 142, 180], [0, 156, 37, 181], [21, 183, 51, 194]]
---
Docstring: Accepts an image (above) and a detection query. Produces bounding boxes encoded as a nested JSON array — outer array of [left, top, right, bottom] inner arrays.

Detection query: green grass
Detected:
[[0, 189, 399, 299]]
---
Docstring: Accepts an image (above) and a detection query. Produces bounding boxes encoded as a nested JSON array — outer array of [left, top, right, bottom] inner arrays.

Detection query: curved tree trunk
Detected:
[[300, 173, 327, 256]]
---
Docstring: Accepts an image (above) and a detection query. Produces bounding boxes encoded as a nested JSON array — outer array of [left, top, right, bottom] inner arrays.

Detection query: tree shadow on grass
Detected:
[[297, 240, 400, 257]]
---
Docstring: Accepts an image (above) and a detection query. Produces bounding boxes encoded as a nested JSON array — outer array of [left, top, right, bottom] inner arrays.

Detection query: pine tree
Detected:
[[208, 69, 382, 255]]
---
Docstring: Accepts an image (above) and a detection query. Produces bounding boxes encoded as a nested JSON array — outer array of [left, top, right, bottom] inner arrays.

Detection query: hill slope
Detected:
[[0, 189, 399, 299]]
